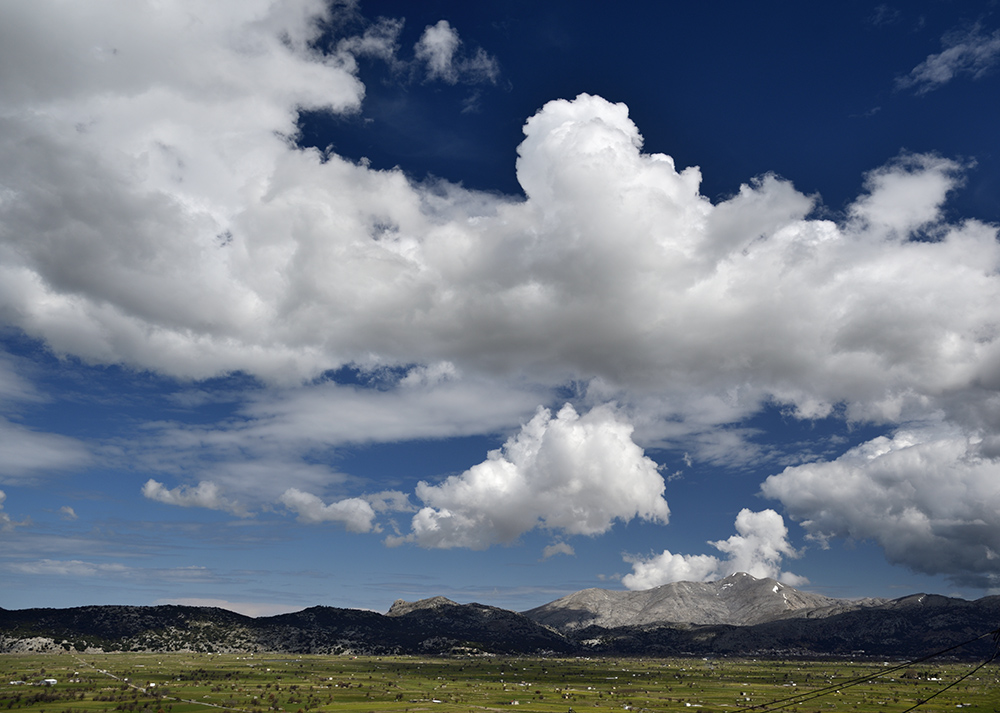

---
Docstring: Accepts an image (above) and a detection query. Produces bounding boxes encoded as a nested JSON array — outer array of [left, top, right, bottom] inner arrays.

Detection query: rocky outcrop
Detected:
[[386, 596, 459, 617]]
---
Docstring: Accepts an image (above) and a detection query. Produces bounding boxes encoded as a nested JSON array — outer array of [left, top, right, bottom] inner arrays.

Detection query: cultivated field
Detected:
[[1, 653, 997, 713]]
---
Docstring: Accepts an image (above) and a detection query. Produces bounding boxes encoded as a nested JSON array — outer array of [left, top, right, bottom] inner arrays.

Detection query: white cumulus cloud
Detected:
[[761, 424, 1000, 588], [622, 509, 804, 590], [142, 479, 248, 517], [279, 488, 378, 532], [3, 6, 998, 425], [848, 153, 963, 238], [390, 404, 670, 549], [542, 541, 575, 560]]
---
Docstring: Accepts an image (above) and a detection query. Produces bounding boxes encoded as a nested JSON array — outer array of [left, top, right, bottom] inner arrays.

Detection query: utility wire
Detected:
[[744, 626, 1000, 713], [896, 652, 997, 713], [896, 629, 1000, 713]]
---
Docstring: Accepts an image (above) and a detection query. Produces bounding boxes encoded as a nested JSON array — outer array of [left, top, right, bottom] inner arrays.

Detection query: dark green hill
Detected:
[[4, 580, 999, 659], [0, 600, 570, 656]]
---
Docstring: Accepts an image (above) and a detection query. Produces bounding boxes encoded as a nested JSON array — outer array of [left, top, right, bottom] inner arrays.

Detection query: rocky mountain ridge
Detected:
[[3, 574, 998, 659], [522, 572, 873, 630]]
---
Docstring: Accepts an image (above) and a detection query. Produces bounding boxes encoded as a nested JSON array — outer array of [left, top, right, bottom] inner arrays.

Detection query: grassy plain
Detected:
[[1, 653, 997, 713]]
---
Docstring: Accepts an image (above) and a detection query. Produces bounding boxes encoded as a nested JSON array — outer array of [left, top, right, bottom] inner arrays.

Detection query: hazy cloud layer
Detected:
[[898, 24, 1000, 94], [0, 419, 92, 484], [2, 2, 1000, 584], [0, 490, 19, 532], [133, 367, 547, 512], [414, 19, 499, 85], [9, 558, 216, 583], [623, 509, 804, 589]]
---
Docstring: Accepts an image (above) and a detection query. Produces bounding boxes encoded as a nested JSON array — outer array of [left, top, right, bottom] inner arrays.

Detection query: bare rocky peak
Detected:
[[385, 596, 459, 617], [522, 572, 878, 631]]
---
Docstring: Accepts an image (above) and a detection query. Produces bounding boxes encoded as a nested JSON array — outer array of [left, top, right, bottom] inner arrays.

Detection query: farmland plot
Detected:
[[1, 653, 997, 713]]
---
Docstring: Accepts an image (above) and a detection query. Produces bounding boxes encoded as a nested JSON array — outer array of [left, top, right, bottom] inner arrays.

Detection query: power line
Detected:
[[897, 651, 998, 713], [744, 626, 1000, 713]]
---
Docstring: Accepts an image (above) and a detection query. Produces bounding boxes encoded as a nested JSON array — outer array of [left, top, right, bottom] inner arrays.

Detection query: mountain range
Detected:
[[523, 571, 882, 629], [3, 573, 998, 659]]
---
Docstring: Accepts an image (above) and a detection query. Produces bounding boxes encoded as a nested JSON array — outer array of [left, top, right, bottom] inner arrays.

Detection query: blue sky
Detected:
[[2, 0, 1000, 617]]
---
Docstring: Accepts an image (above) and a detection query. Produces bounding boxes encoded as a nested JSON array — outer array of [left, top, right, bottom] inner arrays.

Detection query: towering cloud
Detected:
[[623, 509, 804, 589], [392, 405, 669, 549]]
